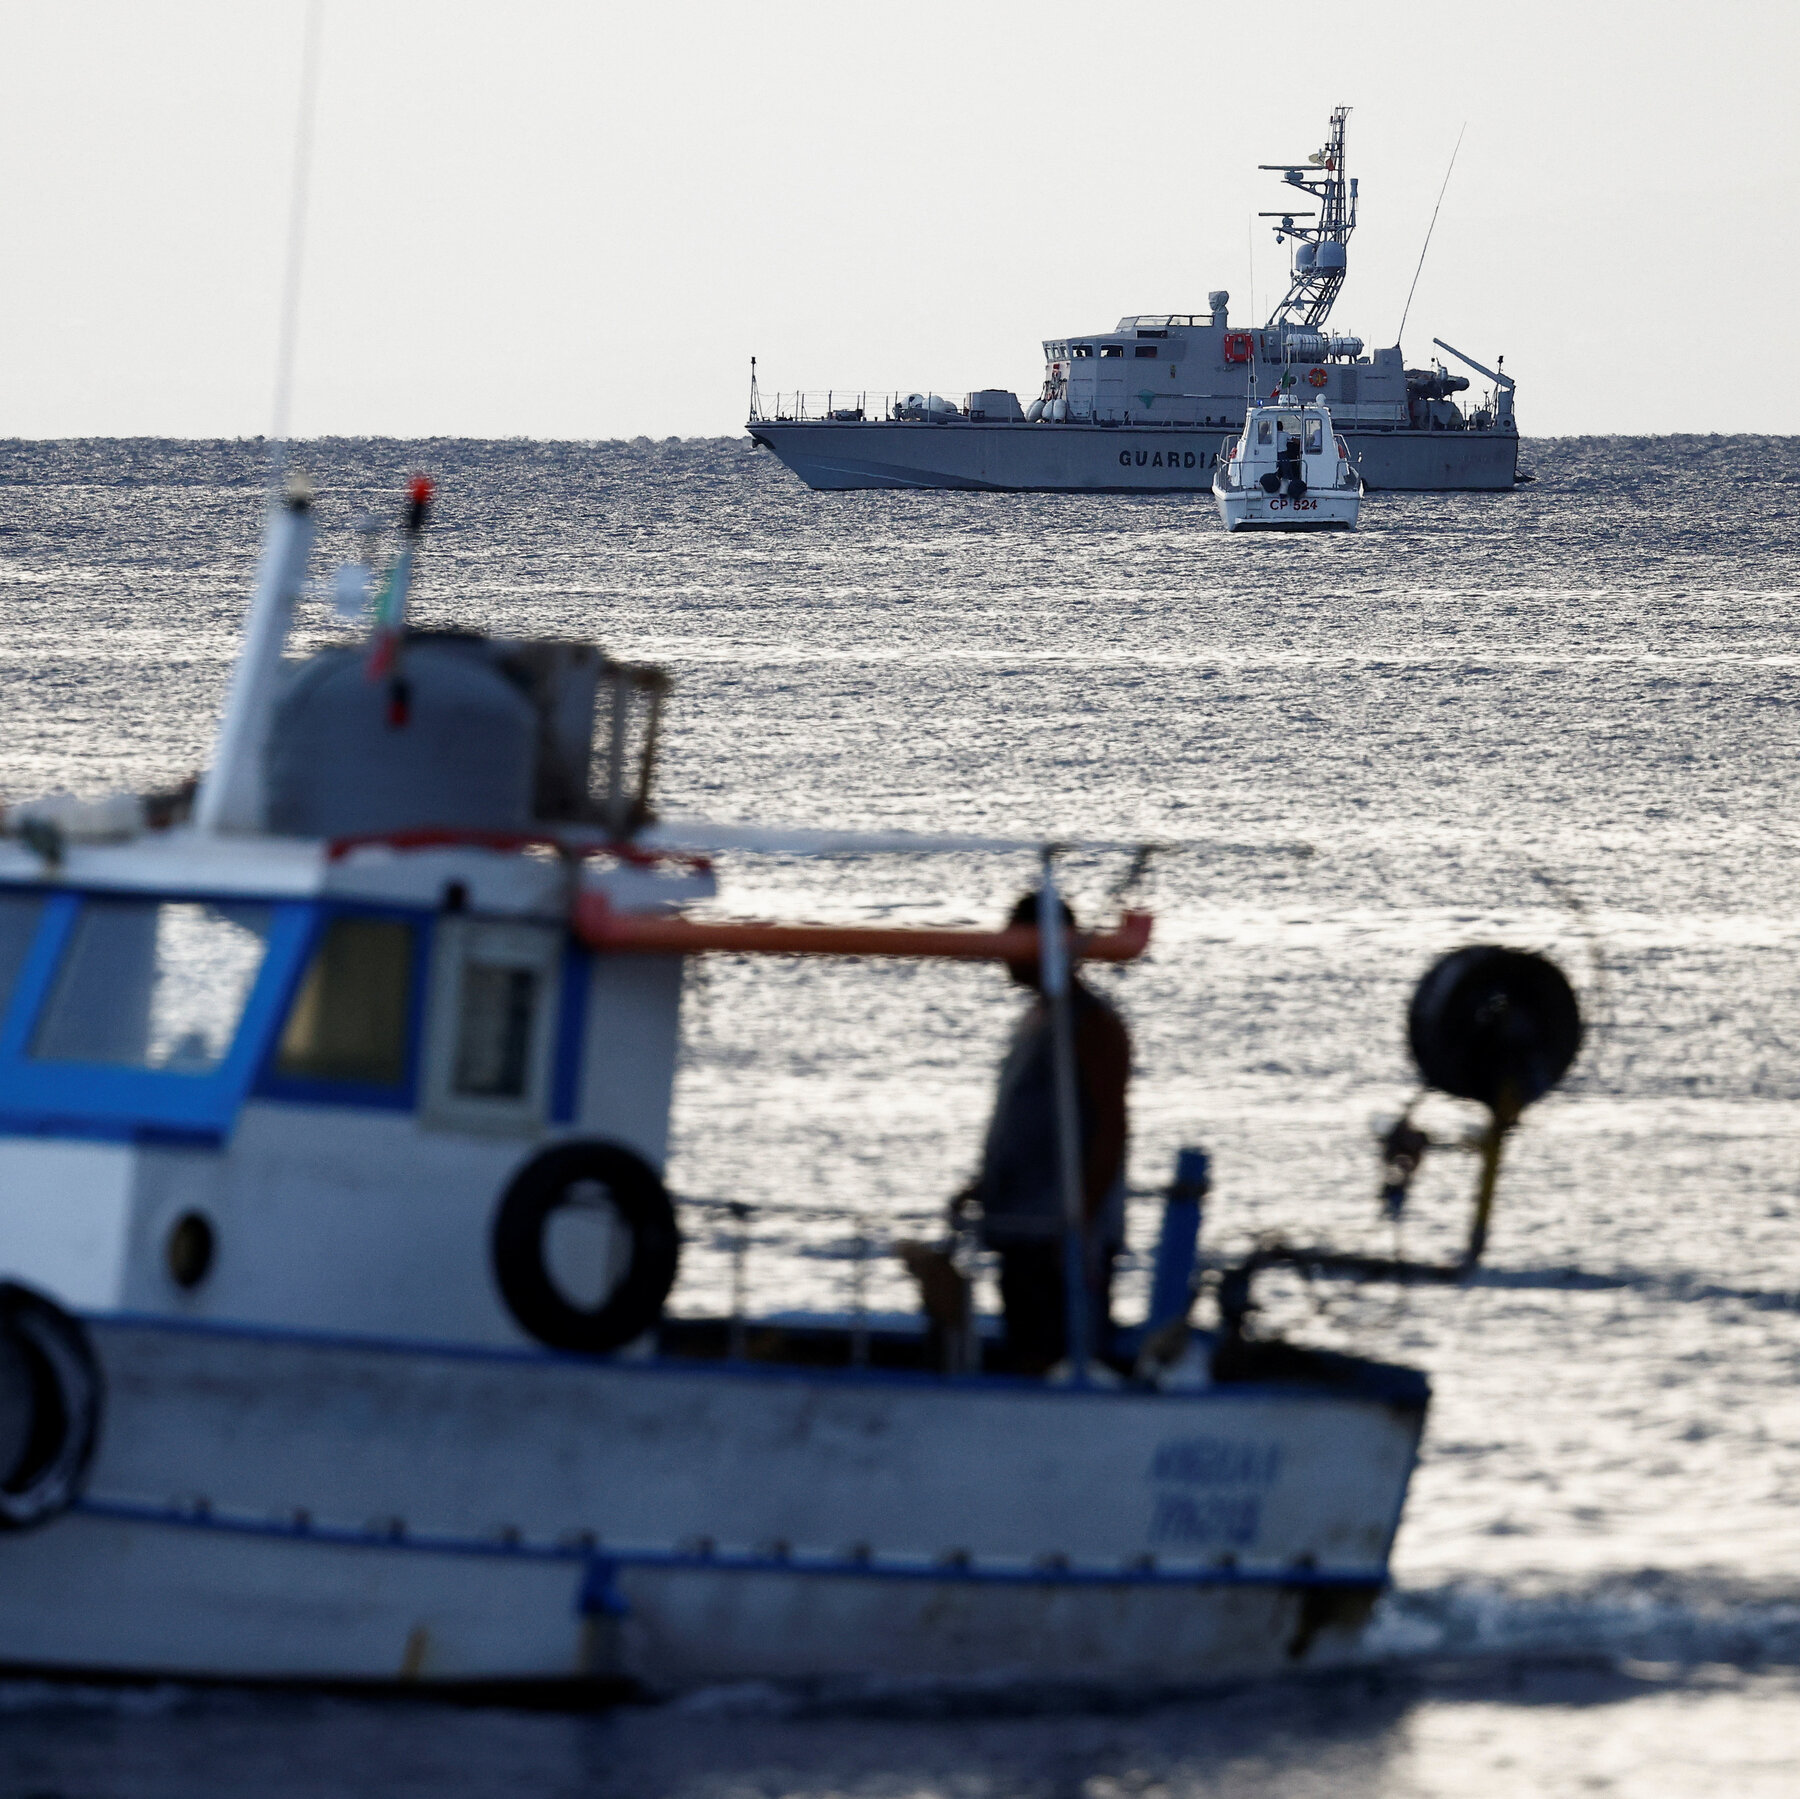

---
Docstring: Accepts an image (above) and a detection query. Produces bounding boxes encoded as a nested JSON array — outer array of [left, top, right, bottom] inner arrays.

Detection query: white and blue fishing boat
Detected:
[[0, 478, 1580, 1693]]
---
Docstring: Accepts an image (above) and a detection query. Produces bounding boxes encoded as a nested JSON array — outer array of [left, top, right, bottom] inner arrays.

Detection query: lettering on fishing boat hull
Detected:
[[1149, 1491, 1263, 1547], [1145, 1436, 1282, 1547], [1150, 1436, 1283, 1486]]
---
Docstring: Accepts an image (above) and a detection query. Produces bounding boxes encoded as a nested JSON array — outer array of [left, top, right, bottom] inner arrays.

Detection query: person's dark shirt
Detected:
[[976, 981, 1129, 1247]]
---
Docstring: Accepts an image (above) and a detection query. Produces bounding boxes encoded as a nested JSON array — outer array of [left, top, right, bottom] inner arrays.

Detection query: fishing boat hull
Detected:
[[0, 1313, 1426, 1690]]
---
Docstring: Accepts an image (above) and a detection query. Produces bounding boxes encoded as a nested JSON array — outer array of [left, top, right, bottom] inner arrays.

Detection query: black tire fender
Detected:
[[491, 1141, 680, 1354], [0, 1282, 102, 1530]]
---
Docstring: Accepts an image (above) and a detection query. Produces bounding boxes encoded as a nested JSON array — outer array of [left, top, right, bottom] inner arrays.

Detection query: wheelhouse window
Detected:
[[1071, 345, 1094, 359], [274, 914, 416, 1087], [1099, 345, 1124, 359], [422, 919, 561, 1135], [1256, 419, 1273, 444], [453, 964, 537, 1099], [1306, 419, 1324, 454], [1134, 346, 1158, 358], [0, 893, 45, 1018], [32, 899, 272, 1073]]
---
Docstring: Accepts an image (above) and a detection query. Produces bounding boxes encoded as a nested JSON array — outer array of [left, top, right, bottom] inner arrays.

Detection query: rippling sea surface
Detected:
[[1, 435, 1797, 1796]]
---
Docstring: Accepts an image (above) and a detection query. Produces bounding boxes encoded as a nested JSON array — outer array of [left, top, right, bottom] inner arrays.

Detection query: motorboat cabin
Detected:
[[1213, 402, 1363, 532]]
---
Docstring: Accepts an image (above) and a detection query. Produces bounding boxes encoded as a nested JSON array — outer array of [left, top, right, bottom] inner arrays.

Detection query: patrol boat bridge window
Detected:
[[1099, 345, 1124, 359], [1071, 345, 1094, 359], [32, 900, 272, 1073], [1134, 346, 1158, 358]]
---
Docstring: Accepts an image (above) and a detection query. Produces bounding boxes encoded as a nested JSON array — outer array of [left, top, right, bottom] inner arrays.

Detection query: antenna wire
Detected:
[[270, 0, 324, 480], [1396, 122, 1465, 350]]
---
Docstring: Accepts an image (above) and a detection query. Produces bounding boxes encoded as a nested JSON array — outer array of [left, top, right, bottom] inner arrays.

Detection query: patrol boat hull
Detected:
[[749, 421, 1518, 494], [0, 1314, 1425, 1690]]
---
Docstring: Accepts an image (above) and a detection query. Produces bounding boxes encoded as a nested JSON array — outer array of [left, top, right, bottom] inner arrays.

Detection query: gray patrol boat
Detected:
[[749, 108, 1518, 494]]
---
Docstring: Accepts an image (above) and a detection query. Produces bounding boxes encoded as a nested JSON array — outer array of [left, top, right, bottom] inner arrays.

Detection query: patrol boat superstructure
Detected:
[[750, 108, 1519, 494]]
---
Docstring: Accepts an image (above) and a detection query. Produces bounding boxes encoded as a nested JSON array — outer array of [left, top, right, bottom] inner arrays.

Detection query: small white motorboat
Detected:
[[0, 478, 1579, 1695], [1213, 398, 1363, 531]]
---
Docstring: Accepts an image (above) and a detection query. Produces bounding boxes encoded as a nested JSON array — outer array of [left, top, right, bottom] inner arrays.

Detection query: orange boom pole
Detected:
[[573, 893, 1153, 964]]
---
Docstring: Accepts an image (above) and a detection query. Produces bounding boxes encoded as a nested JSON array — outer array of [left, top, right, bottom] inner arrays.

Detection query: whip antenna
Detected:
[[1396, 122, 1465, 350], [270, 0, 324, 484]]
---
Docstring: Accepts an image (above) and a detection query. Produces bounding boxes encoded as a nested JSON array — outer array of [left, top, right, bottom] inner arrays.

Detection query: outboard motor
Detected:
[[0, 1283, 101, 1529]]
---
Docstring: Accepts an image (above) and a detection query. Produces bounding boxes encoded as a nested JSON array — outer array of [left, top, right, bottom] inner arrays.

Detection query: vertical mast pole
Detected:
[[193, 489, 316, 833], [194, 0, 325, 834], [1038, 851, 1092, 1380]]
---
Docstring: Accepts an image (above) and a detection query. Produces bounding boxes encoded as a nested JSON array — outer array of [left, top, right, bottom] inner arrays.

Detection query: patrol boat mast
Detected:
[[1261, 104, 1357, 331]]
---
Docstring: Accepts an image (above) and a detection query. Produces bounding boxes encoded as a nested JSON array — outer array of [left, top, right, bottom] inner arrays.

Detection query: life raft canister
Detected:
[[1222, 332, 1254, 365], [1307, 367, 1329, 388]]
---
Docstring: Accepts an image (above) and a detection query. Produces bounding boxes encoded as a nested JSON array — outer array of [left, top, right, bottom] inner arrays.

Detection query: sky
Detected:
[[0, 0, 1793, 440]]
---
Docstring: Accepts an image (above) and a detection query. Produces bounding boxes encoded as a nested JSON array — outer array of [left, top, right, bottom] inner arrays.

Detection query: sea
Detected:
[[0, 434, 1796, 1796]]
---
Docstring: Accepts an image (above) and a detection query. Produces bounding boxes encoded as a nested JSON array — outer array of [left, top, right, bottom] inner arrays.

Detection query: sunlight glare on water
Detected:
[[0, 434, 1796, 1796]]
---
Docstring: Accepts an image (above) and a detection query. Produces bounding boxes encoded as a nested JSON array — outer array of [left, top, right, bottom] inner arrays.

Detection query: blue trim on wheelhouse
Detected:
[[0, 893, 313, 1145], [250, 902, 436, 1113], [549, 946, 588, 1125]]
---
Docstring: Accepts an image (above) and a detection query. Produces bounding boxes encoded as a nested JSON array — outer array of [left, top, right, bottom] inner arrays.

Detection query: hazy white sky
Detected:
[[1, 1, 1793, 439]]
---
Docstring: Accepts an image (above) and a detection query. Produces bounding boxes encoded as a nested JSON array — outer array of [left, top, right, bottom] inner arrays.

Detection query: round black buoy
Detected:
[[1408, 946, 1582, 1115]]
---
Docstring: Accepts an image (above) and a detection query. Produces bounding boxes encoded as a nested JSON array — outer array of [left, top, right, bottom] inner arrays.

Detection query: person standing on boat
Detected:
[[969, 891, 1131, 1373]]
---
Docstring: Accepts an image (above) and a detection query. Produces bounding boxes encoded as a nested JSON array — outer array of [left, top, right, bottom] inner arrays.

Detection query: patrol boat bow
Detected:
[[0, 482, 1576, 1693]]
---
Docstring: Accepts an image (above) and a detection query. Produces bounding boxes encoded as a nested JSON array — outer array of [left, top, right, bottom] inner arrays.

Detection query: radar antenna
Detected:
[[1260, 105, 1355, 331]]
